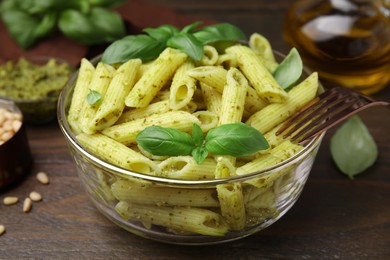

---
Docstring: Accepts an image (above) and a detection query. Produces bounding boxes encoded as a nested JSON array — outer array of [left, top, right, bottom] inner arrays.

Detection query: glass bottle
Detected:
[[284, 0, 390, 94]]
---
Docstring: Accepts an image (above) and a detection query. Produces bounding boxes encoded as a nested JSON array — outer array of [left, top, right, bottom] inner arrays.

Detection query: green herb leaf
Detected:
[[143, 25, 177, 42], [35, 12, 57, 37], [58, 7, 125, 45], [273, 48, 303, 90], [330, 115, 378, 179], [205, 123, 269, 157], [86, 89, 102, 105], [101, 35, 166, 64], [181, 21, 202, 34], [192, 124, 204, 147], [136, 126, 195, 156], [193, 23, 247, 45], [0, 9, 41, 49], [192, 146, 209, 164], [167, 32, 204, 61]]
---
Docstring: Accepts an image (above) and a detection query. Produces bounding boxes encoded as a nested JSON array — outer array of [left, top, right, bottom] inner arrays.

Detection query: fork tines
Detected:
[[276, 87, 383, 144]]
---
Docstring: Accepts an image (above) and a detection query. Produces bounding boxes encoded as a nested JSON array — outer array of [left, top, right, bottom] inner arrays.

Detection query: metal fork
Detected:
[[276, 87, 390, 144]]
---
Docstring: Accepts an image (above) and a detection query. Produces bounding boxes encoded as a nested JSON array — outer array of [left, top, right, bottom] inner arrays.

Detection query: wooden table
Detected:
[[1, 1, 390, 258]]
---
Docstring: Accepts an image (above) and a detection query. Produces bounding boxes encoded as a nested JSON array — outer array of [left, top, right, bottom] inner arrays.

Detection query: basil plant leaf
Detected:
[[181, 21, 202, 34], [205, 123, 269, 157], [102, 35, 165, 64], [167, 32, 204, 61], [330, 115, 378, 179], [143, 24, 178, 42], [192, 147, 209, 165], [88, 7, 126, 42], [35, 12, 57, 37], [1, 10, 41, 49], [87, 0, 127, 8], [193, 23, 247, 45], [86, 90, 102, 105], [273, 48, 303, 90], [58, 9, 98, 44], [136, 126, 195, 156], [192, 124, 204, 147]]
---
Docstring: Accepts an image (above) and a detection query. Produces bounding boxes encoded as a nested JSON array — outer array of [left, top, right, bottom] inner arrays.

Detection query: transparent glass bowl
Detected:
[[57, 54, 324, 245]]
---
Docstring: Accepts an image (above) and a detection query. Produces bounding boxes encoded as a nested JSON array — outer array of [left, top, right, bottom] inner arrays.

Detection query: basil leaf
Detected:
[[143, 24, 178, 42], [58, 9, 98, 44], [193, 23, 247, 45], [192, 146, 209, 164], [181, 21, 202, 33], [1, 9, 41, 49], [330, 116, 378, 179], [205, 123, 269, 157], [86, 89, 102, 105], [58, 7, 125, 45], [273, 48, 303, 90], [35, 12, 57, 37], [88, 7, 126, 42], [167, 32, 204, 61], [136, 126, 195, 156], [101, 35, 165, 64], [192, 124, 204, 147]]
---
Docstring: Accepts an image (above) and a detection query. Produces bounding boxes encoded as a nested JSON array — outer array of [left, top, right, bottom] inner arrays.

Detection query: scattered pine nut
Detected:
[[0, 225, 5, 236], [29, 191, 42, 202], [3, 196, 18, 205], [36, 172, 49, 185], [23, 198, 32, 213]]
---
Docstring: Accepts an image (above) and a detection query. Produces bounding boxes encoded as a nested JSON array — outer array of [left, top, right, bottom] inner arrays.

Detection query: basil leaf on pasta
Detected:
[[273, 48, 303, 90]]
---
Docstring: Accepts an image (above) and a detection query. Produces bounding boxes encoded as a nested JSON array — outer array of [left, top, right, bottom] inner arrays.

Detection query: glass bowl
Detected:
[[57, 52, 324, 245], [0, 56, 74, 124]]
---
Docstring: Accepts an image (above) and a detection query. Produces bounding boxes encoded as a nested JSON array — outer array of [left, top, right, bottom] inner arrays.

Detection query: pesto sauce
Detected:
[[0, 57, 73, 100]]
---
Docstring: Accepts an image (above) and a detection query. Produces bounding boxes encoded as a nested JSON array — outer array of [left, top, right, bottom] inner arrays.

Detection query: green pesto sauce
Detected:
[[0, 57, 73, 100]]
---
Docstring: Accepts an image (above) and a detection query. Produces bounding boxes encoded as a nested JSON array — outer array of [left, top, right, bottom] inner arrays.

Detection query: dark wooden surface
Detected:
[[1, 0, 390, 259]]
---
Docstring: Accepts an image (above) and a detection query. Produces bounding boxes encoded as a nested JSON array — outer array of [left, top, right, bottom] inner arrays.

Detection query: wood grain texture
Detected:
[[1, 0, 390, 259]]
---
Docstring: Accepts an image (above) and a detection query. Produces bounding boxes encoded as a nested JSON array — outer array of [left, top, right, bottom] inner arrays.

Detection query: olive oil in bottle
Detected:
[[284, 0, 390, 94]]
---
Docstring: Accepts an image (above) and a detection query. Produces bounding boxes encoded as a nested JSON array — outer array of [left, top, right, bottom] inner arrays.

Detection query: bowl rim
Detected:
[[57, 51, 325, 187]]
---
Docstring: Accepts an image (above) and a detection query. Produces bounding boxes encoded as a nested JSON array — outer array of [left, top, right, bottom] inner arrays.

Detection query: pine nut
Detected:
[[3, 196, 18, 205], [0, 225, 5, 236], [23, 198, 32, 213], [29, 191, 42, 202], [36, 172, 49, 184]]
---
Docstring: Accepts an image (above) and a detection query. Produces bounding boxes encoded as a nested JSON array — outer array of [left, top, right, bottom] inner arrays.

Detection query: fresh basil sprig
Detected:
[[136, 123, 269, 164], [273, 48, 303, 90], [330, 115, 378, 179], [101, 22, 247, 64], [0, 0, 126, 49]]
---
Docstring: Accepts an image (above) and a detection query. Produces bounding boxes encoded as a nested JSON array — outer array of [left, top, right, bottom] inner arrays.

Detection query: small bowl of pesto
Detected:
[[0, 56, 74, 124]]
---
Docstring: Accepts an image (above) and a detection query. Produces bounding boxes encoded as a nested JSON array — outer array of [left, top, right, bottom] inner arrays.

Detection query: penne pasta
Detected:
[[90, 59, 142, 131], [169, 60, 196, 110], [67, 58, 95, 133], [200, 45, 219, 66], [125, 48, 187, 108], [247, 72, 319, 134], [115, 201, 229, 236], [102, 111, 201, 145], [76, 133, 160, 175], [226, 45, 287, 103], [111, 179, 219, 207], [249, 33, 278, 72], [159, 156, 217, 180], [78, 62, 116, 134]]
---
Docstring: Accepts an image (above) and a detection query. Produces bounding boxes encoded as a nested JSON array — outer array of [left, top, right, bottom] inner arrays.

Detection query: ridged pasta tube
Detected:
[[169, 60, 196, 110], [102, 111, 201, 145], [115, 201, 229, 236], [111, 179, 220, 207], [249, 32, 278, 72], [67, 58, 95, 133], [90, 59, 142, 131], [226, 45, 287, 103], [76, 133, 160, 175], [78, 62, 115, 134], [159, 156, 217, 180], [247, 72, 319, 134], [125, 48, 187, 108]]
